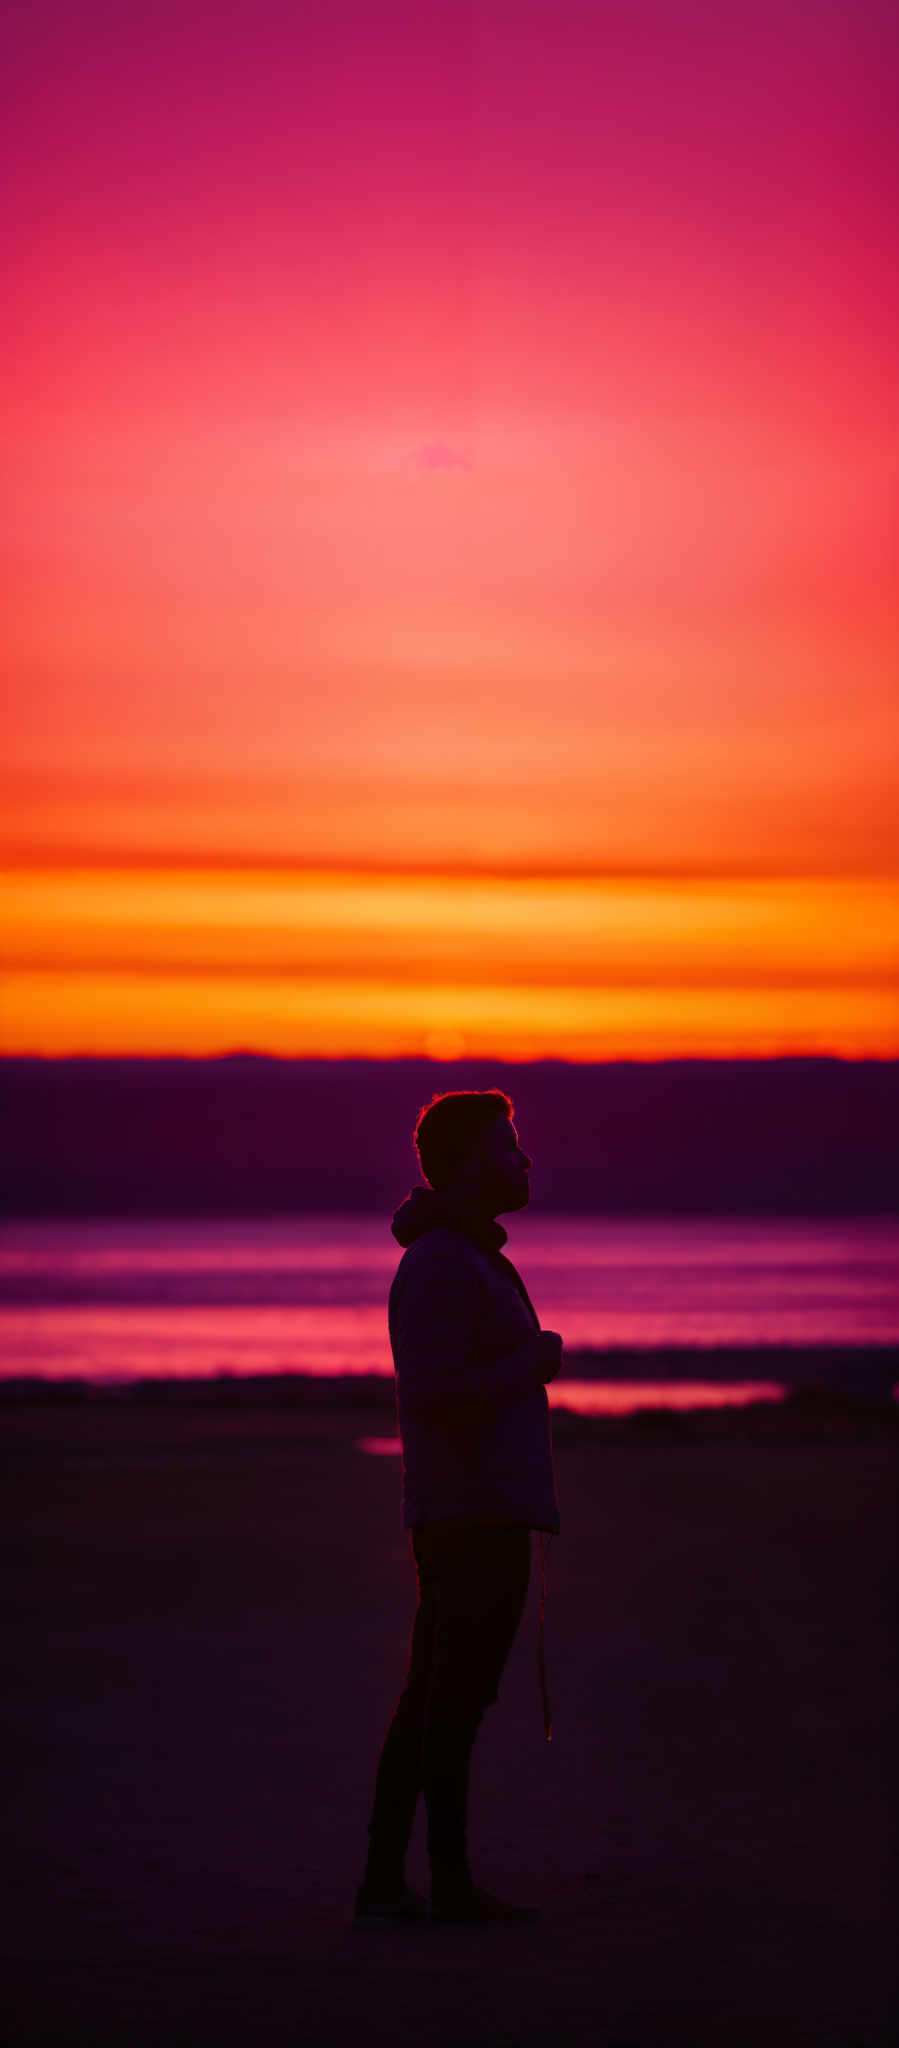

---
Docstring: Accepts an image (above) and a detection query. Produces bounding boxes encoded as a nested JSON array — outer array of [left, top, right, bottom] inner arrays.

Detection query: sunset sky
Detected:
[[3, 0, 897, 1058]]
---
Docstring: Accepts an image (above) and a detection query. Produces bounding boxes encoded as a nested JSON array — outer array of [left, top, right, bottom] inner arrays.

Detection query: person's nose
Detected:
[[520, 1151, 533, 1170]]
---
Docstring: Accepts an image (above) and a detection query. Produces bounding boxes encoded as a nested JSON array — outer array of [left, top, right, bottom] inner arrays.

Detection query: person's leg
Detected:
[[360, 1527, 438, 1896], [422, 1522, 531, 1893]]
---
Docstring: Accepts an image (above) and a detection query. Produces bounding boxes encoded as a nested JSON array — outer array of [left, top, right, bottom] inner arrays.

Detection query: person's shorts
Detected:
[[410, 1519, 531, 1710]]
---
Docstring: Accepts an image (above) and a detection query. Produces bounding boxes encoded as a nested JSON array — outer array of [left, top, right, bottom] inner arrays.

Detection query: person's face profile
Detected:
[[461, 1115, 533, 1214]]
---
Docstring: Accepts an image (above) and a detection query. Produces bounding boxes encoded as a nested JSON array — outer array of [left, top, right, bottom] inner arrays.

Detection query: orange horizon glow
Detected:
[[2, 866, 896, 1059]]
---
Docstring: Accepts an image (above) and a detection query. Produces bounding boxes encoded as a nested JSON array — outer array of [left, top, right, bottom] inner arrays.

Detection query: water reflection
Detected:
[[549, 1377, 786, 1414], [355, 1376, 788, 1453]]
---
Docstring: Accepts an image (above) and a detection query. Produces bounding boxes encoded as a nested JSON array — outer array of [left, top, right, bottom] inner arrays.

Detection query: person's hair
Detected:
[[414, 1089, 514, 1192]]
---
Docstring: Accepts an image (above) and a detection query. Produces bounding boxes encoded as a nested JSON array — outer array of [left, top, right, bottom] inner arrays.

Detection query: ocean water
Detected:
[[1, 1213, 896, 1411]]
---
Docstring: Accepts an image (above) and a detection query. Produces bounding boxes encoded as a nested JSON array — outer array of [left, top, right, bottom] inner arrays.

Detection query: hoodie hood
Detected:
[[391, 1184, 509, 1254]]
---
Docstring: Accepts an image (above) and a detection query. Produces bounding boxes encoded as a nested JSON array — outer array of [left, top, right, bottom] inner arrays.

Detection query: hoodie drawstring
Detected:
[[538, 1530, 553, 1741]]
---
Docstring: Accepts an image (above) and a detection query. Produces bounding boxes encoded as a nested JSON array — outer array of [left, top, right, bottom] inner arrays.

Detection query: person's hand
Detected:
[[536, 1330, 563, 1384]]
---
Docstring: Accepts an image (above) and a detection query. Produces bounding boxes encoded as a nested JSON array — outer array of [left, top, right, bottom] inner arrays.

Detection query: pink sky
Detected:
[[2, 1, 897, 1053]]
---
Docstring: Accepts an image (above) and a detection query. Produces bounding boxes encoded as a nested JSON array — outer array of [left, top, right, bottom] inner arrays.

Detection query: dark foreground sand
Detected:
[[2, 1391, 897, 2047]]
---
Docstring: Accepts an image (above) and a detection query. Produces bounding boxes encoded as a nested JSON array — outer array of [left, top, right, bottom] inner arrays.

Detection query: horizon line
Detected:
[[2, 1050, 896, 1066], [2, 849, 898, 884]]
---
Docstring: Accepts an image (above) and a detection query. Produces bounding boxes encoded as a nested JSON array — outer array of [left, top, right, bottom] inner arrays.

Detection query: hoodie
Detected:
[[387, 1185, 561, 1536]]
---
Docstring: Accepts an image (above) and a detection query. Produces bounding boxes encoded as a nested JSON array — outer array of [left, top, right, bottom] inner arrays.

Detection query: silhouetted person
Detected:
[[353, 1089, 562, 1927]]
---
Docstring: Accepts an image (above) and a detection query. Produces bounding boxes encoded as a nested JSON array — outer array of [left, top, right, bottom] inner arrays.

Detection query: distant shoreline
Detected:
[[2, 1342, 897, 1414], [3, 1335, 896, 1449], [2, 1377, 896, 1450]]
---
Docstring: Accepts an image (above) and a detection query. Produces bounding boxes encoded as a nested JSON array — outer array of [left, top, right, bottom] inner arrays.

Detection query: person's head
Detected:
[[413, 1089, 533, 1217]]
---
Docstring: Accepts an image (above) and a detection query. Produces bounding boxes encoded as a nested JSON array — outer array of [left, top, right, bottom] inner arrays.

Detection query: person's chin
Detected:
[[501, 1178, 531, 1213]]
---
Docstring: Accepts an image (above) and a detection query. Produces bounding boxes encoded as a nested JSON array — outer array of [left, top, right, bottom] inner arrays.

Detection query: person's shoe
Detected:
[[429, 1879, 539, 1925], [352, 1880, 430, 1928]]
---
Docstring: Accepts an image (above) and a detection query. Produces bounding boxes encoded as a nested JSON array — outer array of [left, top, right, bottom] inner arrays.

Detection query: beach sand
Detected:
[[2, 1390, 897, 2046]]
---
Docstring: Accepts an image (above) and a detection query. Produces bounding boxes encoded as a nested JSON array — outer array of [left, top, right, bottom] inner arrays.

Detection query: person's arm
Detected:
[[392, 1247, 562, 1423]]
